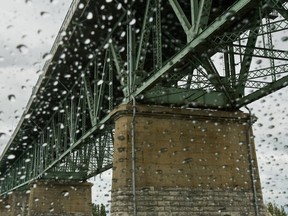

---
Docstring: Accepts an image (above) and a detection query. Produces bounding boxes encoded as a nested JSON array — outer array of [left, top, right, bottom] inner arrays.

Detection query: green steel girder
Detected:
[[1, 0, 288, 195], [144, 86, 228, 108]]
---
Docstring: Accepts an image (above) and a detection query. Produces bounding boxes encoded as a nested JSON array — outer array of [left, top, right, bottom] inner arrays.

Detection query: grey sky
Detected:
[[0, 0, 287, 211]]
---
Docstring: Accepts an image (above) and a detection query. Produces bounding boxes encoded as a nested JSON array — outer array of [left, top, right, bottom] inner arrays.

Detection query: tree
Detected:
[[267, 202, 287, 216], [92, 203, 107, 216]]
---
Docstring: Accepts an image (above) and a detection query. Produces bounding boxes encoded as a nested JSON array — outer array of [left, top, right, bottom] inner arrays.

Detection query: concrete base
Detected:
[[28, 181, 92, 216], [110, 104, 270, 215]]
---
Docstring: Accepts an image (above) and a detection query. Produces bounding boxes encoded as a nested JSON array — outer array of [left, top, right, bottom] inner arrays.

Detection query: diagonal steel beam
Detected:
[[131, 0, 257, 100]]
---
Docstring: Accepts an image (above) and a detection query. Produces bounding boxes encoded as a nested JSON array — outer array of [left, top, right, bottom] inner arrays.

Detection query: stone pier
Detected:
[[110, 104, 270, 215], [0, 181, 92, 216], [27, 181, 92, 216], [0, 196, 10, 215]]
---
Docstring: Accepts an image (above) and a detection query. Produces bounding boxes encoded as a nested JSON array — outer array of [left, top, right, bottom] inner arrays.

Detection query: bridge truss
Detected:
[[0, 0, 288, 194]]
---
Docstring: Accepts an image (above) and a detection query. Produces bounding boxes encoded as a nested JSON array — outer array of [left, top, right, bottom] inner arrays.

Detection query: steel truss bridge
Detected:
[[0, 0, 288, 195]]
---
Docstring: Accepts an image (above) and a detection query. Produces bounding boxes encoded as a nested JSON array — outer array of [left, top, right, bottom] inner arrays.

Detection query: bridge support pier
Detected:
[[110, 104, 269, 215], [0, 191, 29, 216], [0, 196, 10, 215], [27, 181, 92, 216], [10, 191, 29, 216]]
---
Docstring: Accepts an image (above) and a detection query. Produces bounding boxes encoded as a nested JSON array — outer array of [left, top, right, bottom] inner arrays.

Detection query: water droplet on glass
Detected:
[[0, 132, 6, 138], [87, 12, 93, 20], [78, 3, 84, 9], [7, 154, 16, 160], [40, 11, 50, 17], [50, 0, 58, 4], [62, 191, 69, 197], [84, 38, 91, 44], [16, 44, 29, 54], [97, 80, 104, 85], [24, 113, 31, 119], [182, 158, 193, 164], [43, 53, 53, 61], [256, 59, 262, 64], [117, 3, 122, 10], [25, 158, 31, 163], [281, 36, 288, 42], [0, 56, 4, 61], [8, 94, 16, 101], [106, 0, 112, 2], [129, 18, 136, 25]]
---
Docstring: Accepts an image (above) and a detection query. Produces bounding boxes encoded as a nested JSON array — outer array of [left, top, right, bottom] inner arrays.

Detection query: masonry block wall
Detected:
[[28, 181, 92, 216], [0, 196, 10, 215], [110, 104, 270, 215]]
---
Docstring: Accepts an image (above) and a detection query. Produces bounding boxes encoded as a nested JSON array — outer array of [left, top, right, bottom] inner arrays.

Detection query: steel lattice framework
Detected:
[[0, 0, 288, 195]]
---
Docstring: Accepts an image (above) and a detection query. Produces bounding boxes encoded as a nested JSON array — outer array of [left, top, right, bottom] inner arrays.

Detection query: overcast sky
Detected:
[[0, 0, 287, 212]]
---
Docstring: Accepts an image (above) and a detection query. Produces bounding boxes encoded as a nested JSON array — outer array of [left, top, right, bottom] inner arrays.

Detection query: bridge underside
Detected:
[[0, 0, 287, 214]]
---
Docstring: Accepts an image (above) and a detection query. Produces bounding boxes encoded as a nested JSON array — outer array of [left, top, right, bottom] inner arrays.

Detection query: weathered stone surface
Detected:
[[28, 181, 92, 216], [0, 196, 10, 216], [9, 191, 29, 216], [110, 104, 270, 215], [111, 188, 271, 215]]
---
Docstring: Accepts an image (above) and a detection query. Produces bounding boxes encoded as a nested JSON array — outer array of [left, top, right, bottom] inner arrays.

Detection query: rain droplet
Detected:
[[182, 158, 193, 164], [24, 113, 31, 119], [117, 3, 122, 10], [40, 11, 50, 17], [129, 18, 136, 25], [8, 94, 16, 101], [120, 31, 126, 38], [97, 80, 104, 85], [7, 154, 16, 160], [84, 38, 91, 44], [281, 36, 288, 42], [16, 44, 29, 54], [256, 59, 262, 64], [106, 0, 112, 2], [62, 191, 69, 197], [78, 3, 84, 9], [87, 12, 93, 20], [155, 170, 163, 174], [43, 53, 53, 61], [0, 132, 6, 138], [50, 0, 58, 4], [0, 56, 4, 61]]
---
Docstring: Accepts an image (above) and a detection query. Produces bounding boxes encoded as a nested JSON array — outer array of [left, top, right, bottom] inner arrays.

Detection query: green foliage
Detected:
[[267, 202, 287, 216], [92, 203, 107, 216]]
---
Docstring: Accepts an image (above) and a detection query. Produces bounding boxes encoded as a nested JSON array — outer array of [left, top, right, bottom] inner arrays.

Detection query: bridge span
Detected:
[[0, 0, 288, 215]]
